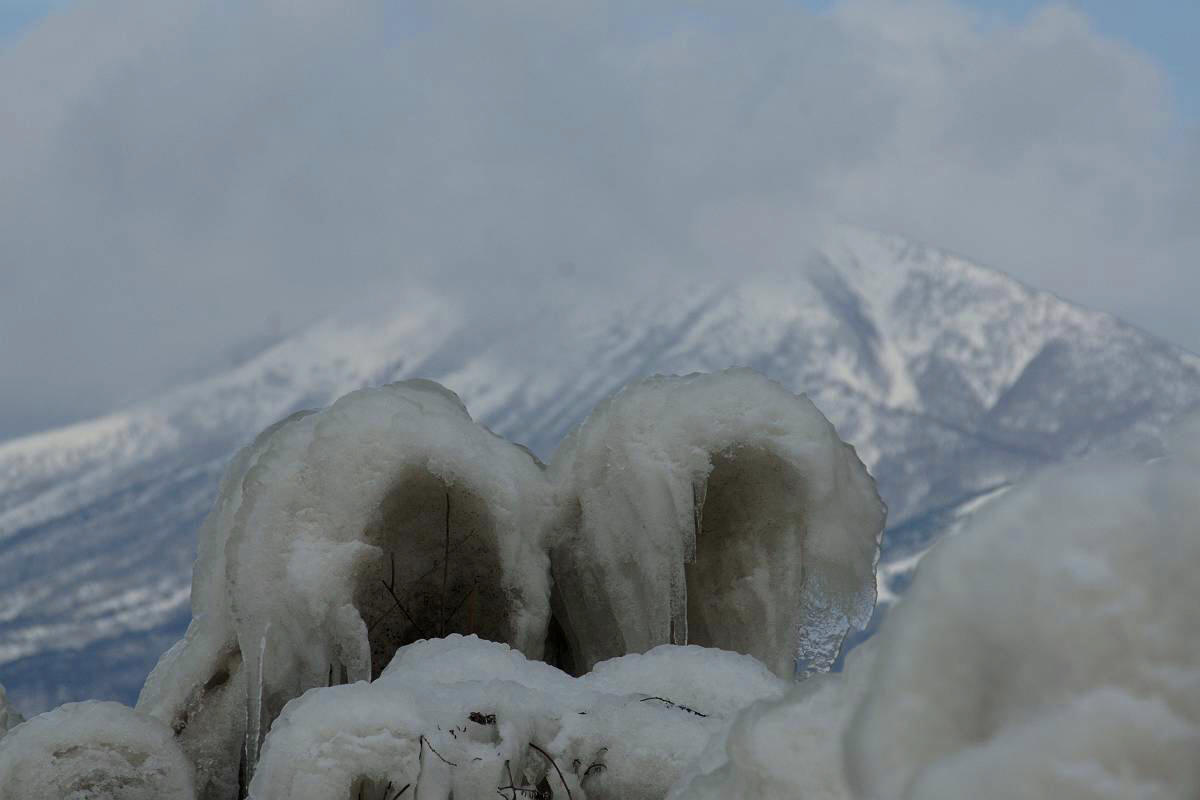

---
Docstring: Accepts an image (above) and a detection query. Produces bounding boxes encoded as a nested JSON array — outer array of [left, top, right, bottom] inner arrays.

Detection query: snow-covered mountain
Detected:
[[2, 228, 1198, 715]]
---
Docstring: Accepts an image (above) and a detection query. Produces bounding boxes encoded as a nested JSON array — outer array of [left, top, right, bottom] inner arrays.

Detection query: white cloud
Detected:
[[0, 0, 1196, 436]]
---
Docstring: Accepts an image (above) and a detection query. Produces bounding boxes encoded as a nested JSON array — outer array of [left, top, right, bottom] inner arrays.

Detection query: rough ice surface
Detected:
[[548, 370, 885, 676], [0, 683, 20, 737], [139, 382, 553, 795], [248, 635, 786, 800], [668, 641, 878, 800], [667, 418, 1200, 800], [576, 644, 787, 720], [0, 700, 195, 799], [844, 432, 1200, 799], [133, 371, 886, 797], [138, 411, 313, 800]]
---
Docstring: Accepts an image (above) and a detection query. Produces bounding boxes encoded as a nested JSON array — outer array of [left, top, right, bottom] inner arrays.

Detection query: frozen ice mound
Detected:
[[548, 370, 885, 677], [248, 635, 787, 800], [137, 371, 882, 797], [0, 700, 195, 799], [139, 381, 554, 795], [138, 410, 313, 800], [842, 438, 1200, 799], [667, 640, 878, 800], [577, 644, 787, 720], [669, 419, 1200, 800], [0, 683, 20, 737]]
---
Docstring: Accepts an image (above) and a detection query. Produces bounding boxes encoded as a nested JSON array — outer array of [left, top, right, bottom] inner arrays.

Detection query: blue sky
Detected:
[[985, 1, 1198, 122], [4, 1, 1196, 120], [804, 0, 1200, 121]]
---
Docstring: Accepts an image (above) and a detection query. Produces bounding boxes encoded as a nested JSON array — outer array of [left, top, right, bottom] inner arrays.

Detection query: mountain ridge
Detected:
[[2, 227, 1198, 715]]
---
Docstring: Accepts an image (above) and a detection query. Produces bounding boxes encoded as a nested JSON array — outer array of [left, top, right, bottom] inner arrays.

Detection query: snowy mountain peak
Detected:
[[2, 227, 1199, 714]]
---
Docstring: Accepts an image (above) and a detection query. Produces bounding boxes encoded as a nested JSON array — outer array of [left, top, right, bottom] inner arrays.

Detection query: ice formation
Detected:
[[139, 382, 553, 796], [0, 683, 19, 737], [548, 370, 885, 676], [0, 701, 195, 799], [247, 635, 787, 800], [667, 640, 878, 800], [133, 371, 885, 796], [667, 422, 1200, 800], [844, 442, 1200, 799], [139, 411, 314, 799]]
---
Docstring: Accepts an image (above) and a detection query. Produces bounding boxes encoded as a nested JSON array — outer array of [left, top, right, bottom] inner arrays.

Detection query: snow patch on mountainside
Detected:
[[2, 227, 1198, 714]]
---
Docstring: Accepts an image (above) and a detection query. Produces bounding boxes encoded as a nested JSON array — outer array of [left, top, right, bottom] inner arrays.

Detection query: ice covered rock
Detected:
[[844, 440, 1200, 799], [139, 382, 554, 793], [249, 635, 786, 800], [548, 370, 884, 676], [0, 701, 194, 799]]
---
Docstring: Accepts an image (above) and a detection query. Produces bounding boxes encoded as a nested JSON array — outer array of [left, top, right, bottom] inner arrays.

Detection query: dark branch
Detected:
[[420, 735, 458, 767], [639, 696, 708, 717], [528, 742, 573, 800]]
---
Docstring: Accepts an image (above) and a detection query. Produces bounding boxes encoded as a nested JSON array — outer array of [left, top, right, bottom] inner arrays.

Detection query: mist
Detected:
[[1, 0, 1196, 439]]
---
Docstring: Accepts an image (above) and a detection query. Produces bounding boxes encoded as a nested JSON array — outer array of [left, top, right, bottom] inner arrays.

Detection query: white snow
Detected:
[[0, 701, 194, 799], [549, 369, 885, 677], [141, 380, 555, 790], [248, 635, 787, 800], [667, 640, 878, 800], [671, 416, 1200, 800], [138, 370, 884, 796], [25, 370, 1196, 800], [844, 420, 1200, 799], [137, 411, 313, 800]]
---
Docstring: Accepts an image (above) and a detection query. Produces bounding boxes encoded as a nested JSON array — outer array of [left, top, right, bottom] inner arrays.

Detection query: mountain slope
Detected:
[[2, 228, 1198, 714]]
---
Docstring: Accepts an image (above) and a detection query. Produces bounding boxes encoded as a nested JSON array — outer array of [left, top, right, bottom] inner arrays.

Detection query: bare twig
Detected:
[[420, 735, 457, 767], [496, 760, 520, 800], [376, 552, 429, 640], [528, 742, 573, 800], [381, 782, 410, 800], [639, 696, 708, 717]]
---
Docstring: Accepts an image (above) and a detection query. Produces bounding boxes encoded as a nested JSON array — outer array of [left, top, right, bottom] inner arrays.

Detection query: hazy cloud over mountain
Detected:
[[1, 0, 1197, 438]]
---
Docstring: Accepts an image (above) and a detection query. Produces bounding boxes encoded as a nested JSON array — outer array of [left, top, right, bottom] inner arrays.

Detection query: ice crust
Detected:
[[14, 373, 1193, 798], [134, 372, 883, 797], [0, 683, 19, 738], [138, 411, 313, 799], [672, 425, 1200, 800], [133, 371, 883, 796], [0, 700, 195, 799], [668, 641, 878, 800], [844, 444, 1200, 799], [139, 382, 553, 795], [248, 635, 787, 800], [549, 370, 885, 676]]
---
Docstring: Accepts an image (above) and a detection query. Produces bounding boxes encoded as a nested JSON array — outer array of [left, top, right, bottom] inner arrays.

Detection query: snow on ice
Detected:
[[668, 414, 1200, 800], [126, 371, 883, 797], [248, 636, 787, 800], [0, 701, 194, 799], [549, 370, 885, 677], [1, 375, 1196, 800]]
